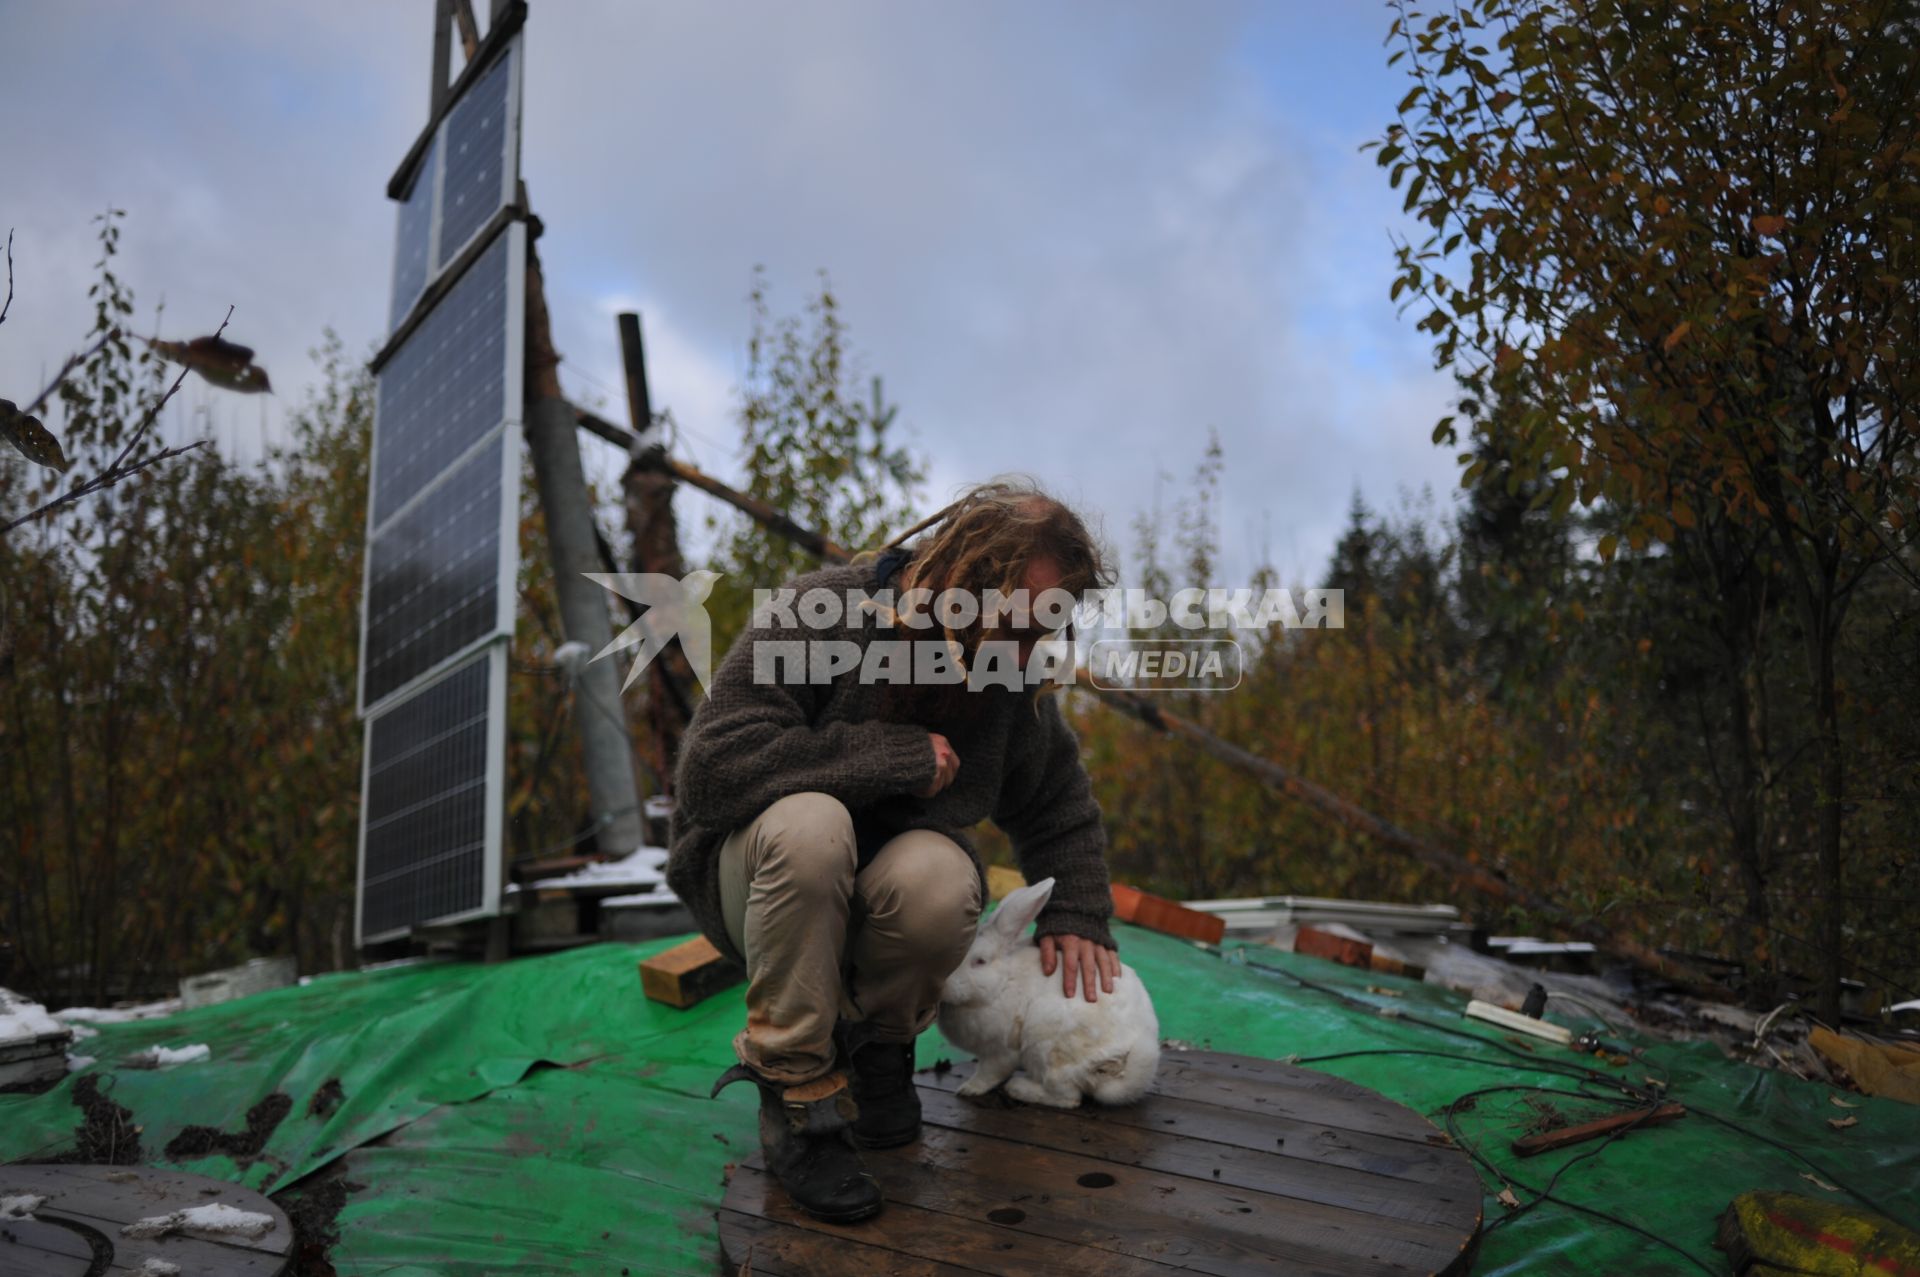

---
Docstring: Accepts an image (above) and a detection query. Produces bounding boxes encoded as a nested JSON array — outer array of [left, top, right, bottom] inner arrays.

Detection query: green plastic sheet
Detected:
[[5, 929, 1916, 1275]]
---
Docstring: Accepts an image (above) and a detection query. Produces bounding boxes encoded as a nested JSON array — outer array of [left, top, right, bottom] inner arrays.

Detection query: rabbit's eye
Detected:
[[971, 958, 985, 966]]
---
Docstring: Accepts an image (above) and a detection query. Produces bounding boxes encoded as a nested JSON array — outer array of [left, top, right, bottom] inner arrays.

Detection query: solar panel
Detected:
[[436, 49, 516, 269], [357, 646, 504, 943], [370, 225, 519, 528], [389, 136, 436, 332], [361, 429, 516, 711], [355, 23, 526, 944]]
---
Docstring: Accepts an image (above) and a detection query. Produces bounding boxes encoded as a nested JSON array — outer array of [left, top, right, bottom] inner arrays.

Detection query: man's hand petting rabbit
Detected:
[[1039, 934, 1120, 1002]]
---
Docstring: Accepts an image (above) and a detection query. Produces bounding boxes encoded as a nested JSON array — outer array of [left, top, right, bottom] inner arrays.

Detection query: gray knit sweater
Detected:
[[665, 559, 1116, 967]]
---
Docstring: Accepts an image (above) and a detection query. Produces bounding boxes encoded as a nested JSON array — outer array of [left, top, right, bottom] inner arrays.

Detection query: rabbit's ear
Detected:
[[991, 878, 1055, 939]]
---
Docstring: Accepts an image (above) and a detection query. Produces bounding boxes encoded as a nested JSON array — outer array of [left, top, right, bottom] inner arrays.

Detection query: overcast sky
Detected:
[[0, 0, 1462, 585]]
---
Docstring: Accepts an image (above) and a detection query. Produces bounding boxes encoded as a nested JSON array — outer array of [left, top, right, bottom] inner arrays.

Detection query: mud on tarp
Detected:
[[4, 931, 1918, 1275]]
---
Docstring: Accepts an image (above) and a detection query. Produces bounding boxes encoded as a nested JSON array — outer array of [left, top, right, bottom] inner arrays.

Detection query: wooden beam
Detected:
[[428, 0, 454, 119], [619, 311, 656, 440], [1510, 1103, 1685, 1158], [617, 312, 697, 794], [452, 0, 481, 60], [520, 235, 646, 856], [1111, 884, 1227, 945], [573, 403, 853, 562], [1294, 925, 1374, 970], [369, 203, 524, 371]]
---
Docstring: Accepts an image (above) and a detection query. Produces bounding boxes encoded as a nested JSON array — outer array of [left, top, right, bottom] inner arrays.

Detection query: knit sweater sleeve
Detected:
[[674, 617, 938, 836], [993, 692, 1116, 950]]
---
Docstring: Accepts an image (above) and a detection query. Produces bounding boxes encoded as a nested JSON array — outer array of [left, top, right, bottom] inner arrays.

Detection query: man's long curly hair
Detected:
[[861, 478, 1110, 718]]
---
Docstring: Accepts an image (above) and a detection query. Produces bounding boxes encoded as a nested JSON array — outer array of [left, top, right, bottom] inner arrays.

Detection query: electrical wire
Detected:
[[1440, 1084, 1719, 1275], [1543, 989, 1626, 1031]]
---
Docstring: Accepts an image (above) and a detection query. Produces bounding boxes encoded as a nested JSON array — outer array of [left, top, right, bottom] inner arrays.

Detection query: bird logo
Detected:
[[583, 570, 721, 693]]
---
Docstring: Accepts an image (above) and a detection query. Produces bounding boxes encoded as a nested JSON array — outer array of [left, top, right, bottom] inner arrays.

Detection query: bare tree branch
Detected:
[[22, 330, 117, 418], [0, 229, 12, 327], [0, 305, 233, 537]]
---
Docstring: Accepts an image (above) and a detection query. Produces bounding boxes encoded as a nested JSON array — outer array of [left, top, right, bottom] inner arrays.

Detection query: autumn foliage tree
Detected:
[[704, 268, 923, 651], [1375, 0, 1920, 1017], [0, 220, 371, 1002]]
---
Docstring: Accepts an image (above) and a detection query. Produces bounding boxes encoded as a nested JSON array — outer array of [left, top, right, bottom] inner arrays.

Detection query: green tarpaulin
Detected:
[[5, 926, 1916, 1275]]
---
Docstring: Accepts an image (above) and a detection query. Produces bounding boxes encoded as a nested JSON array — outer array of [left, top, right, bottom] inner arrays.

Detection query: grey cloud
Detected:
[[1, 0, 1460, 584]]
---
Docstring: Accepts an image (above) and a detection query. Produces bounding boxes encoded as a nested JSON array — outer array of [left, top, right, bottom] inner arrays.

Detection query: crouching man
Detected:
[[664, 479, 1122, 1223]]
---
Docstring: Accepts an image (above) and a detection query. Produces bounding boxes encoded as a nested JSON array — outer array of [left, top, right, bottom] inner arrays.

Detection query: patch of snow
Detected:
[[358, 956, 443, 973], [0, 988, 67, 1043], [553, 639, 592, 676], [122, 1201, 276, 1241], [508, 846, 673, 895], [55, 997, 182, 1025], [602, 885, 681, 908], [1891, 999, 1920, 1015], [141, 1260, 182, 1276], [127, 1043, 211, 1068], [1, 1194, 47, 1220], [66, 1053, 96, 1072], [68, 1023, 99, 1041]]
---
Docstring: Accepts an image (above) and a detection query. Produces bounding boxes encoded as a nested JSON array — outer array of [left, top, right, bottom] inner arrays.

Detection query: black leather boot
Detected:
[[711, 1062, 883, 1223], [835, 1019, 921, 1149]]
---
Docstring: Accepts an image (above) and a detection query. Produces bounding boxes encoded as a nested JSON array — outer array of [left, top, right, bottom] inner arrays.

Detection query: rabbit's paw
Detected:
[[957, 1063, 1010, 1097], [1005, 1074, 1083, 1109]]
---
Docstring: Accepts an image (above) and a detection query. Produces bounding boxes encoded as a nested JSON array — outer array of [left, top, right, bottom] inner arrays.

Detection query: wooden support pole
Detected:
[[428, 0, 454, 119], [452, 0, 481, 60], [573, 404, 851, 562], [522, 241, 645, 857], [615, 313, 696, 799]]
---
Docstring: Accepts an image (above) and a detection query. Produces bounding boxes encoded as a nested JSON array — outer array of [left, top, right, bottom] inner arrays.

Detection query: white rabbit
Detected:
[[936, 877, 1159, 1108]]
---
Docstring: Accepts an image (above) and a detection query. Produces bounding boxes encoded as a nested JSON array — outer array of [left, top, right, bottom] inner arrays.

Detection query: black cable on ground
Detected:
[[1438, 1083, 1720, 1275]]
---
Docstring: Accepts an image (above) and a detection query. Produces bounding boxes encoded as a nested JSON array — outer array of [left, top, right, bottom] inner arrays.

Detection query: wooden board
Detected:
[[639, 935, 744, 1009], [0, 1163, 292, 1276], [1510, 1102, 1685, 1158], [718, 1049, 1482, 1276], [1295, 925, 1374, 970], [1110, 885, 1228, 945]]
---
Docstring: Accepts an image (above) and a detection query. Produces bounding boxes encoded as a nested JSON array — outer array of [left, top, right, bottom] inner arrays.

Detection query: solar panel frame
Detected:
[[389, 135, 437, 332], [355, 23, 527, 944], [354, 642, 507, 946], [385, 34, 523, 337], [359, 219, 524, 718], [435, 45, 519, 272], [369, 224, 520, 527], [359, 428, 520, 713]]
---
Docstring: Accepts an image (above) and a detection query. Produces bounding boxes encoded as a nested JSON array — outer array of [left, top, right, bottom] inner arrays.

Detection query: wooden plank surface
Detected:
[[718, 1049, 1481, 1276]]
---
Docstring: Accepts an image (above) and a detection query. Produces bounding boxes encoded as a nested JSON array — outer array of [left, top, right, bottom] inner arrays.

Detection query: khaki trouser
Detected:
[[719, 791, 983, 1086]]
